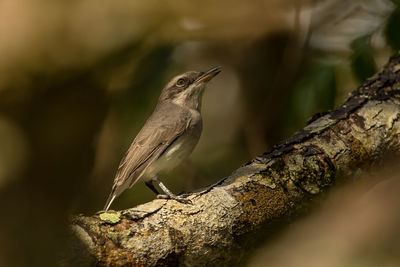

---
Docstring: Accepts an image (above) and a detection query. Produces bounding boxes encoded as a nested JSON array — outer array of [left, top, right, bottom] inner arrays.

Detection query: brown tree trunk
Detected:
[[66, 53, 400, 266]]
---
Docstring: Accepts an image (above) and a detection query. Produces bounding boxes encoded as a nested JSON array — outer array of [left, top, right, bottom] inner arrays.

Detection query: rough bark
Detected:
[[67, 53, 400, 266]]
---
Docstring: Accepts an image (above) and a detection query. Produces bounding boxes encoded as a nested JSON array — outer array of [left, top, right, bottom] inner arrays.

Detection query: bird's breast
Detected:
[[146, 114, 202, 178]]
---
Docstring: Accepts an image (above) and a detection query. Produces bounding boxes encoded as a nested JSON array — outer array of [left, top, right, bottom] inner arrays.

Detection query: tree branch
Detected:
[[67, 53, 400, 266]]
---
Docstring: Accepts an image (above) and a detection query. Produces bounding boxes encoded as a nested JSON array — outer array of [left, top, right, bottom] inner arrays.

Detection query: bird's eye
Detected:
[[176, 78, 186, 87]]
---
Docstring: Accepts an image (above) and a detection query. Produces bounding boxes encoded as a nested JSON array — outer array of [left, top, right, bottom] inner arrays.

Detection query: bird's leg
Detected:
[[145, 180, 161, 195], [153, 178, 192, 204]]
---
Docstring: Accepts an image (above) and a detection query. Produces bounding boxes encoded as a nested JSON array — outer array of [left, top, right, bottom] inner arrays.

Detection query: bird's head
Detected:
[[159, 66, 221, 110]]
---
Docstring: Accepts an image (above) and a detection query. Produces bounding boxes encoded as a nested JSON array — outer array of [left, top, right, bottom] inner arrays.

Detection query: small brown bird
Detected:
[[104, 66, 221, 211]]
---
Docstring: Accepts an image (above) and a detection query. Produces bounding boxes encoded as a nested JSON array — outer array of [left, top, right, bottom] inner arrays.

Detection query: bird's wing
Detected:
[[104, 106, 191, 210]]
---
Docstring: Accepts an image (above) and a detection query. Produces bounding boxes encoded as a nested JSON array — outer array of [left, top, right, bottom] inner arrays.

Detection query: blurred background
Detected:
[[0, 0, 400, 266]]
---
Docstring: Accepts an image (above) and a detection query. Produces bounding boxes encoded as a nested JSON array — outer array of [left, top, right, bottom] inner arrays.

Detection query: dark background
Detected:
[[0, 0, 400, 266]]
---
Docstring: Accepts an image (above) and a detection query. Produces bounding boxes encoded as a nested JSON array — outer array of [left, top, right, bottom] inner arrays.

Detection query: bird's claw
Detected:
[[178, 192, 192, 198], [156, 194, 193, 204]]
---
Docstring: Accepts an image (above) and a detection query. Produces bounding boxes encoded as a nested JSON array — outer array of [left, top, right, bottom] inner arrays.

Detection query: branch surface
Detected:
[[68, 53, 400, 266]]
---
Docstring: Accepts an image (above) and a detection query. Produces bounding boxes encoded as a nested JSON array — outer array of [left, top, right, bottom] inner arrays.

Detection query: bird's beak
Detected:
[[195, 66, 221, 84]]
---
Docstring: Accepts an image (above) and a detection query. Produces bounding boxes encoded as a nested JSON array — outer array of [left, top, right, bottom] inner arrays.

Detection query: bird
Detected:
[[103, 66, 221, 211]]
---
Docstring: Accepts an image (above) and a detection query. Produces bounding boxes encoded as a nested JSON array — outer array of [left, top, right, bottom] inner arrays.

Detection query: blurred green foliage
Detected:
[[285, 59, 336, 135], [350, 35, 377, 83], [115, 45, 175, 133], [385, 7, 400, 50]]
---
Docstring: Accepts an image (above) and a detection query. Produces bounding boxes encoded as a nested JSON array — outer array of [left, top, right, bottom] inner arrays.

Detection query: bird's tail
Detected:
[[103, 193, 117, 211]]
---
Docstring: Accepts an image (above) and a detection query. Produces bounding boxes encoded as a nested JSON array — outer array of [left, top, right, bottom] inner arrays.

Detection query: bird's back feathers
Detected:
[[103, 103, 193, 210]]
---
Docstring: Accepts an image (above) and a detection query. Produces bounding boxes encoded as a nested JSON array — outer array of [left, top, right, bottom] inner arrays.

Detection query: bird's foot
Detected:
[[156, 194, 169, 199], [178, 191, 192, 198], [156, 194, 192, 204]]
